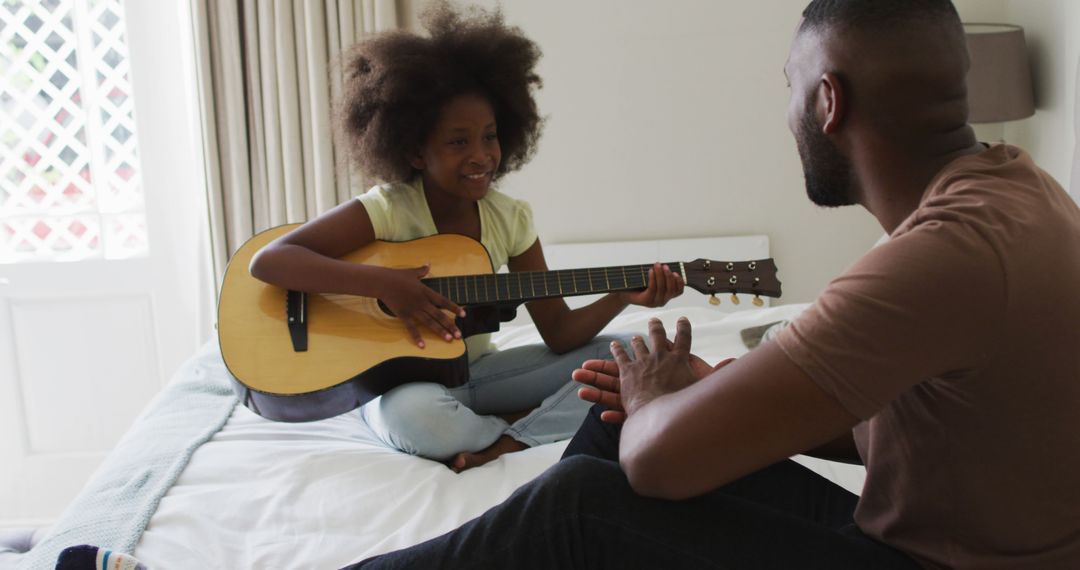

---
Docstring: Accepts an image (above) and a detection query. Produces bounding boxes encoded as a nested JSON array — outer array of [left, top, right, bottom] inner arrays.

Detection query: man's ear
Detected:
[[818, 72, 846, 134]]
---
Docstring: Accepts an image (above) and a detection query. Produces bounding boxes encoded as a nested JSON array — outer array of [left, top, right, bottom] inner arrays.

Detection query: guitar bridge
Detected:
[[285, 289, 308, 352]]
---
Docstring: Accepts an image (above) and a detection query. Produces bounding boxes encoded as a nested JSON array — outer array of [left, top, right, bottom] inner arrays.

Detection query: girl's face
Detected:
[[412, 93, 501, 202]]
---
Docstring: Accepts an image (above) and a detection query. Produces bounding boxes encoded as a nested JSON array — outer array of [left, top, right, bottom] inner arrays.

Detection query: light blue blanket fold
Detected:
[[15, 341, 238, 570]]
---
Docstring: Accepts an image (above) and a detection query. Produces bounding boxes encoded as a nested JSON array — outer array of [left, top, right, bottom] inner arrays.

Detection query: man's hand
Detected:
[[573, 359, 627, 423], [573, 317, 734, 424]]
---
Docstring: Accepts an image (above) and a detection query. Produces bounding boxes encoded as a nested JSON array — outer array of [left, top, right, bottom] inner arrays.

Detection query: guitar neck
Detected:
[[421, 263, 679, 307]]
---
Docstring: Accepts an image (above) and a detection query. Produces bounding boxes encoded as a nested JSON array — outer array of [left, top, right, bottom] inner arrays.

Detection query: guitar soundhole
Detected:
[[376, 299, 395, 317]]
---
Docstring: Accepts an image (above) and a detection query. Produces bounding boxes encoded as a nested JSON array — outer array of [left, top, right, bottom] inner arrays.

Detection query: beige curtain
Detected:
[[1071, 56, 1079, 204], [192, 0, 399, 284]]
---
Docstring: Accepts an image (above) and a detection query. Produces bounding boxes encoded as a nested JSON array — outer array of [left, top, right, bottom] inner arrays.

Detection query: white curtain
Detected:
[[1070, 55, 1079, 205], [191, 0, 399, 284]]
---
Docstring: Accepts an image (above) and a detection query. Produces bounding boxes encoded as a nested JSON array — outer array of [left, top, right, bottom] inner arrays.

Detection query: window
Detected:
[[1, 0, 147, 263]]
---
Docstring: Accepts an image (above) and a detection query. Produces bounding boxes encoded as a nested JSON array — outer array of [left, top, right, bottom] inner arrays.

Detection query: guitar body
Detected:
[[219, 224, 782, 423], [218, 225, 498, 422]]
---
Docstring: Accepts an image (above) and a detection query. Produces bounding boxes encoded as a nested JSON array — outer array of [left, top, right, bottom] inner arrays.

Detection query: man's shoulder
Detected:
[[927, 145, 1065, 204], [905, 145, 1076, 239]]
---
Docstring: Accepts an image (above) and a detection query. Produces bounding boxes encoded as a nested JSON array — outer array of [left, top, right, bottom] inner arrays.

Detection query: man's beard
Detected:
[[795, 106, 856, 207]]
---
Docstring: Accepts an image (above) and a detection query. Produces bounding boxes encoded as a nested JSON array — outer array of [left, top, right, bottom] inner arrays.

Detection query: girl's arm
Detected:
[[249, 200, 383, 296], [508, 239, 683, 354], [248, 200, 463, 346]]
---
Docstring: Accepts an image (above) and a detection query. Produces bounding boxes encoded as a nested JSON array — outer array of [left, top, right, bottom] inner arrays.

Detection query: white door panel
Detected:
[[0, 0, 210, 526]]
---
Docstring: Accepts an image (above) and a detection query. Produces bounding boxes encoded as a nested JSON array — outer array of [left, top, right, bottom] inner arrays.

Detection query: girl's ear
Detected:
[[409, 151, 425, 171]]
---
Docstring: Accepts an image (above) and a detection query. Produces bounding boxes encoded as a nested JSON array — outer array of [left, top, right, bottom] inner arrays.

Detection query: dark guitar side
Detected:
[[218, 225, 781, 422]]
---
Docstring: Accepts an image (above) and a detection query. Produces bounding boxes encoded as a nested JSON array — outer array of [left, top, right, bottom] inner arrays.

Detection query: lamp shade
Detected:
[[964, 23, 1035, 123]]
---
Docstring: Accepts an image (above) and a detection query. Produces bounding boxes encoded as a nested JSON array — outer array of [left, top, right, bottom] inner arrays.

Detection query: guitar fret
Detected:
[[587, 268, 594, 292]]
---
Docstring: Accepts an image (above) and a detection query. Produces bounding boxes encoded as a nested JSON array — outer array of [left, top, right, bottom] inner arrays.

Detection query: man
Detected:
[[348, 0, 1080, 568]]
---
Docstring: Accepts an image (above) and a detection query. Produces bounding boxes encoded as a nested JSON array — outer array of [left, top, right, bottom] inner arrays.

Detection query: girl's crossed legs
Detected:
[[360, 334, 631, 469]]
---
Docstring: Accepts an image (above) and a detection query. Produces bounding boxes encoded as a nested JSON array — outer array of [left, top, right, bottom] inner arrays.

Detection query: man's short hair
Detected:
[[800, 0, 962, 35]]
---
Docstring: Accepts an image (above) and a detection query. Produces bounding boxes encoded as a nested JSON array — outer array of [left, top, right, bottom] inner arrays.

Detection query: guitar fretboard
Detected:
[[422, 263, 677, 306]]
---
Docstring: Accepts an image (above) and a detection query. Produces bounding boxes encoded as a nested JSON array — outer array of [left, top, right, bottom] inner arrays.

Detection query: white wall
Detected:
[[401, 0, 1072, 304], [1002, 0, 1078, 189]]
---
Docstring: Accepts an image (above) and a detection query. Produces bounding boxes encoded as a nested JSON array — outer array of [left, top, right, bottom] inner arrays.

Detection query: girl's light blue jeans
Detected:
[[359, 334, 632, 461]]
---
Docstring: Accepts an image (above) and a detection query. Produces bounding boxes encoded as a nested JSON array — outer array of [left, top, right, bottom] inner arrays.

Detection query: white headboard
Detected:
[[499, 234, 772, 327]]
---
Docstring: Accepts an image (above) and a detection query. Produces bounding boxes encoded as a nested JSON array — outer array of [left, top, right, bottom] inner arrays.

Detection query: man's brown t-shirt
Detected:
[[775, 145, 1080, 569]]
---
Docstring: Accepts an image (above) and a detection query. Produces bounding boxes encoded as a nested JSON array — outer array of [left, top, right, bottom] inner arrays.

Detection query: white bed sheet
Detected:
[[135, 303, 862, 569]]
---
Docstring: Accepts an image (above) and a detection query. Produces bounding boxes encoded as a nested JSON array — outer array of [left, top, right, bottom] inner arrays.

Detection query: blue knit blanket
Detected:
[[14, 342, 238, 570]]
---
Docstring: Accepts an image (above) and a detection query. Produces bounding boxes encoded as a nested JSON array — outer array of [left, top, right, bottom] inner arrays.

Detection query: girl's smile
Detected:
[[413, 92, 501, 204]]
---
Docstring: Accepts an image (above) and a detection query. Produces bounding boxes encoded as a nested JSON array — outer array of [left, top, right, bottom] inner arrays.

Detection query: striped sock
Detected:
[[55, 545, 148, 570]]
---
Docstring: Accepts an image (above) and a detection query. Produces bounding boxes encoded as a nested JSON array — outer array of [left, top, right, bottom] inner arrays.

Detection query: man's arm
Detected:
[[617, 323, 859, 500], [803, 431, 861, 464]]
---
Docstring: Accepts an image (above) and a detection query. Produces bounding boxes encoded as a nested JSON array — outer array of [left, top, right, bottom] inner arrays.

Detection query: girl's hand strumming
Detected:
[[378, 264, 465, 348]]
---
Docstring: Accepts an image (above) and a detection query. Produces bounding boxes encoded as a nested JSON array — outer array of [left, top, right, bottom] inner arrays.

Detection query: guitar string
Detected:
[[311, 264, 771, 306], [314, 265, 657, 306]]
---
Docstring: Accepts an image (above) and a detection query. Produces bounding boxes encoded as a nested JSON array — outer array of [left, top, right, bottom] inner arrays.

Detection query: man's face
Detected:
[[785, 29, 857, 208], [794, 95, 856, 207]]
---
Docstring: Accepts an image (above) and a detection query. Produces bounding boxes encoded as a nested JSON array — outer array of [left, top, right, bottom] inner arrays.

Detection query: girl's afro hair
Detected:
[[336, 1, 544, 183]]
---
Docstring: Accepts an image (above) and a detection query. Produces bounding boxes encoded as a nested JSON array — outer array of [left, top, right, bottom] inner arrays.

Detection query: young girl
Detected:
[[248, 1, 682, 472]]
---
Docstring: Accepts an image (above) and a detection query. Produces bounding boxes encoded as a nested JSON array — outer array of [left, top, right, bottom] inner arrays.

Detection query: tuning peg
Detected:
[[709, 294, 720, 306], [729, 294, 740, 305], [752, 295, 764, 307]]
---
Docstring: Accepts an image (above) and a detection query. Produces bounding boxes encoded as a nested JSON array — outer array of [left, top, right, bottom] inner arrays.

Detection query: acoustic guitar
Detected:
[[218, 224, 782, 422]]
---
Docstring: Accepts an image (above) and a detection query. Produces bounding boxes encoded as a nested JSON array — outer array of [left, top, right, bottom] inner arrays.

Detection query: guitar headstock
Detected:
[[682, 258, 781, 302]]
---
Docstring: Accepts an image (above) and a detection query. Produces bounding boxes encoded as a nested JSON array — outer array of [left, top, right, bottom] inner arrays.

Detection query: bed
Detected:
[[139, 303, 850, 569], [1, 230, 871, 570]]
